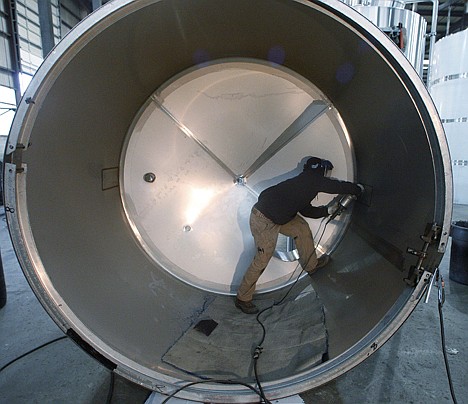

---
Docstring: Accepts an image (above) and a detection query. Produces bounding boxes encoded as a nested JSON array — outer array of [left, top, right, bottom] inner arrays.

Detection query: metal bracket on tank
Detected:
[[423, 267, 445, 305], [404, 223, 441, 287], [6, 143, 28, 174]]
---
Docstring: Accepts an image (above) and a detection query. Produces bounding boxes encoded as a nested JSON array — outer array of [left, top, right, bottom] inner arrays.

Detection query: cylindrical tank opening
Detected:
[[4, 0, 450, 402]]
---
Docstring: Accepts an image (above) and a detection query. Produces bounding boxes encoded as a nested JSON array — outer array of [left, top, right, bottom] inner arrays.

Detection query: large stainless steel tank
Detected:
[[429, 28, 468, 204], [3, 0, 451, 402], [341, 0, 428, 76]]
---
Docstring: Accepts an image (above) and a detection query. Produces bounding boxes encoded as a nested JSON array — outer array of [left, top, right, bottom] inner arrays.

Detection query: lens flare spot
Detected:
[[268, 45, 286, 65], [336, 62, 355, 84], [185, 187, 217, 225]]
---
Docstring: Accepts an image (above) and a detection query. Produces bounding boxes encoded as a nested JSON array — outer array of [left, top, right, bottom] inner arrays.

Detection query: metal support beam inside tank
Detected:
[[242, 100, 330, 179]]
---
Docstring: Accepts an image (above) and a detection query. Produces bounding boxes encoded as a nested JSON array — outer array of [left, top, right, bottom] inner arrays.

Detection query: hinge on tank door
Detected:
[[11, 143, 27, 173], [404, 223, 441, 286]]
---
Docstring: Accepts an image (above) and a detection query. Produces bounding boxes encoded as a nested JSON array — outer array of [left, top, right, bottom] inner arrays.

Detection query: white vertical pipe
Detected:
[[427, 0, 439, 83]]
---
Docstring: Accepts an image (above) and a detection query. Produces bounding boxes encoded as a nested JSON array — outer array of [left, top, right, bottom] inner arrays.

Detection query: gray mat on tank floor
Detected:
[[162, 285, 328, 381]]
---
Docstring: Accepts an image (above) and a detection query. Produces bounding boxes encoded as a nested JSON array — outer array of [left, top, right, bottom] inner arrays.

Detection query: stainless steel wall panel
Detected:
[[4, 0, 451, 401], [353, 5, 427, 75]]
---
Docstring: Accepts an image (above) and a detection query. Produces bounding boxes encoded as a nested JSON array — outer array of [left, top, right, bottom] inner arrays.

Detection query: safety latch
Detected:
[[404, 223, 441, 286]]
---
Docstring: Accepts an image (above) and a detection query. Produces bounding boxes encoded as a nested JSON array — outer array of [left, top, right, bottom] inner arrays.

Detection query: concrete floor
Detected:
[[1, 205, 467, 404]]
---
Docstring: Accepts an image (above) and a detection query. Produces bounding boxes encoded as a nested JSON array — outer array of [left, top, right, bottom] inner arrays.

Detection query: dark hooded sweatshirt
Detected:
[[254, 169, 361, 225]]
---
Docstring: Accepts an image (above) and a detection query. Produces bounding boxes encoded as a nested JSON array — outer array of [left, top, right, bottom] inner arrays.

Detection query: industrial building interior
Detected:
[[1, 0, 468, 403]]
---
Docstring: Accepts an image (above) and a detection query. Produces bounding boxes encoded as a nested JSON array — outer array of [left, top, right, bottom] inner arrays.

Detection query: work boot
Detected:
[[235, 298, 259, 314], [308, 254, 330, 276]]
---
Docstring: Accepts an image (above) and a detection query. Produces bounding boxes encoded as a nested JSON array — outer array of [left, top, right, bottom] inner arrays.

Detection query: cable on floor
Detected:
[[0, 335, 67, 373], [436, 271, 458, 404], [160, 378, 267, 404], [252, 215, 331, 402], [0, 335, 121, 403], [106, 370, 115, 404], [158, 217, 332, 404], [1, 209, 339, 403]]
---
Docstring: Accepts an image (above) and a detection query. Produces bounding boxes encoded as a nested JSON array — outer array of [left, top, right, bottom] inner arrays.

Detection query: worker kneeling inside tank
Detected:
[[236, 156, 363, 314]]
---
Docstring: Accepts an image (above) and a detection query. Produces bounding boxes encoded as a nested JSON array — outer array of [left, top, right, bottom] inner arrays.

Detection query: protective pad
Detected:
[[162, 285, 328, 382]]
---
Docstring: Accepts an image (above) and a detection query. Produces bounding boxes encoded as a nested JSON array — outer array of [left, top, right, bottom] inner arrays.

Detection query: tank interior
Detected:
[[6, 0, 449, 401]]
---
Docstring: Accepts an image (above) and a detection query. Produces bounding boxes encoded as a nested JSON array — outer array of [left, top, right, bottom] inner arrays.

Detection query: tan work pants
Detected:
[[237, 208, 318, 302]]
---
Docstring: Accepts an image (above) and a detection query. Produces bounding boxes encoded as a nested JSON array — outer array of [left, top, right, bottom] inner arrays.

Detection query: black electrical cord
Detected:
[[160, 217, 332, 404], [253, 356, 270, 404], [437, 275, 458, 404], [106, 370, 115, 404], [253, 215, 331, 400], [0, 335, 67, 373], [160, 378, 267, 404], [160, 203, 347, 403], [255, 215, 330, 338], [0, 335, 120, 403]]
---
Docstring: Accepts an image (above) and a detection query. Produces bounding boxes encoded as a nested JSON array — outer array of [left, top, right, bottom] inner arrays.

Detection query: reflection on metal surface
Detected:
[[151, 94, 239, 181], [121, 61, 355, 294], [184, 186, 217, 225], [342, 0, 427, 75], [242, 100, 330, 179], [4, 0, 451, 401], [274, 234, 300, 262], [143, 172, 156, 183]]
